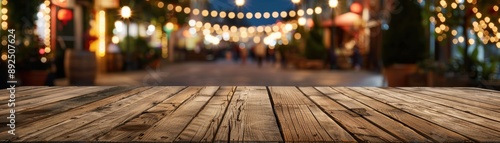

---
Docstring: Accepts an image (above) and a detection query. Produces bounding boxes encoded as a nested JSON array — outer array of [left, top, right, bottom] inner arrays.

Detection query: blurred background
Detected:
[[0, 0, 499, 89]]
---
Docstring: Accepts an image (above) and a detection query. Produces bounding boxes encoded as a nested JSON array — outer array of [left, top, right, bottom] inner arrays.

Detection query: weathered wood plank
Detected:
[[52, 86, 186, 141], [97, 86, 202, 142], [19, 87, 169, 141], [417, 87, 500, 107], [214, 86, 282, 142], [382, 88, 500, 131], [269, 86, 355, 142], [0, 86, 79, 105], [1, 86, 137, 128], [399, 87, 500, 111], [351, 87, 500, 142], [0, 87, 152, 141], [387, 88, 500, 123], [301, 87, 416, 142], [175, 86, 235, 142], [133, 86, 219, 142], [334, 87, 470, 142], [0, 86, 114, 115]]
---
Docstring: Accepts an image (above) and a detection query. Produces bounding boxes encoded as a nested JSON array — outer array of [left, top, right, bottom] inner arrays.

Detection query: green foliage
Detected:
[[451, 45, 499, 81], [382, 0, 426, 67], [305, 14, 326, 60], [6, 0, 50, 70], [119, 37, 161, 67]]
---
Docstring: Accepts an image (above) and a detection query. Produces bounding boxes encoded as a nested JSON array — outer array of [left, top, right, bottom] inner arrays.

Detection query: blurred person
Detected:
[[239, 43, 248, 65], [254, 41, 266, 67], [351, 45, 362, 71]]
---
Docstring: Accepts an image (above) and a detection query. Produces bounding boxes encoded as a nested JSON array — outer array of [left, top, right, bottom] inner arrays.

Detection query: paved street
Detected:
[[56, 60, 384, 86]]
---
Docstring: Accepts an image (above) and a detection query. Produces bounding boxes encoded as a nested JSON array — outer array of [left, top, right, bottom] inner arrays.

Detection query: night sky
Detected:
[[209, 0, 296, 26]]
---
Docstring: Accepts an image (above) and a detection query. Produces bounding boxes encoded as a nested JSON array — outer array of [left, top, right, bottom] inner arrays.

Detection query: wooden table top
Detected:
[[1, 86, 499, 142]]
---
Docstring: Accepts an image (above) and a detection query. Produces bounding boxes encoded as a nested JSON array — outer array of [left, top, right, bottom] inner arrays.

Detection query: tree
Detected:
[[305, 13, 326, 60], [382, 0, 426, 67]]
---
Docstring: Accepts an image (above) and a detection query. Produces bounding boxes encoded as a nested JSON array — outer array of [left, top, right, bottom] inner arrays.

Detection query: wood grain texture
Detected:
[[303, 87, 428, 142], [417, 87, 500, 108], [4, 86, 137, 127], [269, 86, 355, 142], [133, 86, 218, 142], [352, 87, 500, 142], [1, 86, 499, 142], [214, 86, 282, 142], [310, 87, 432, 142], [339, 87, 470, 142], [388, 88, 500, 130], [97, 86, 205, 142], [0, 87, 115, 115], [53, 86, 186, 141], [399, 87, 500, 111], [19, 87, 167, 141], [176, 86, 235, 142]]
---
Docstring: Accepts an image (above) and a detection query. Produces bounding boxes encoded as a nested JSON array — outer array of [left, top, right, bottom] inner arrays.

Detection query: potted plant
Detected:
[[382, 0, 426, 86]]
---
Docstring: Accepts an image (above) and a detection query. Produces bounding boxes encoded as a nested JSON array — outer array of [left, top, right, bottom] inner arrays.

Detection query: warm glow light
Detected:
[[228, 12, 235, 19], [494, 5, 499, 12], [157, 2, 164, 8], [297, 9, 304, 16], [306, 8, 313, 15], [1, 53, 6, 61], [485, 17, 491, 23], [272, 11, 279, 18], [257, 26, 264, 32], [184, 7, 191, 14], [211, 10, 218, 17], [451, 30, 458, 36], [220, 11, 227, 18], [202, 10, 209, 17], [253, 36, 261, 43], [329, 0, 338, 8], [167, 4, 174, 10], [451, 3, 457, 9], [496, 42, 500, 48], [175, 6, 182, 12], [458, 36, 465, 43], [166, 22, 174, 31], [193, 9, 200, 15], [235, 0, 245, 6], [237, 12, 244, 19], [41, 57, 47, 63], [289, 11, 296, 17], [121, 6, 131, 18], [98, 10, 106, 57], [280, 11, 288, 18], [246, 12, 253, 19], [44, 47, 51, 53], [263, 12, 270, 19], [188, 19, 196, 27], [291, 0, 300, 4], [468, 39, 475, 45], [255, 12, 262, 19], [298, 17, 306, 26], [314, 7, 322, 14], [112, 36, 120, 44]]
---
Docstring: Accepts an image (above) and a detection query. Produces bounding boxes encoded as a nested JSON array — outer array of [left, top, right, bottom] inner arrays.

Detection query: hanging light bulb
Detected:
[[235, 0, 245, 7], [329, 0, 338, 8]]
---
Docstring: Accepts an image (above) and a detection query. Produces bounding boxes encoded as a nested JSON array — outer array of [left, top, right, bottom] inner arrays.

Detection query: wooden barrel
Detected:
[[106, 53, 123, 72], [64, 50, 97, 85]]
